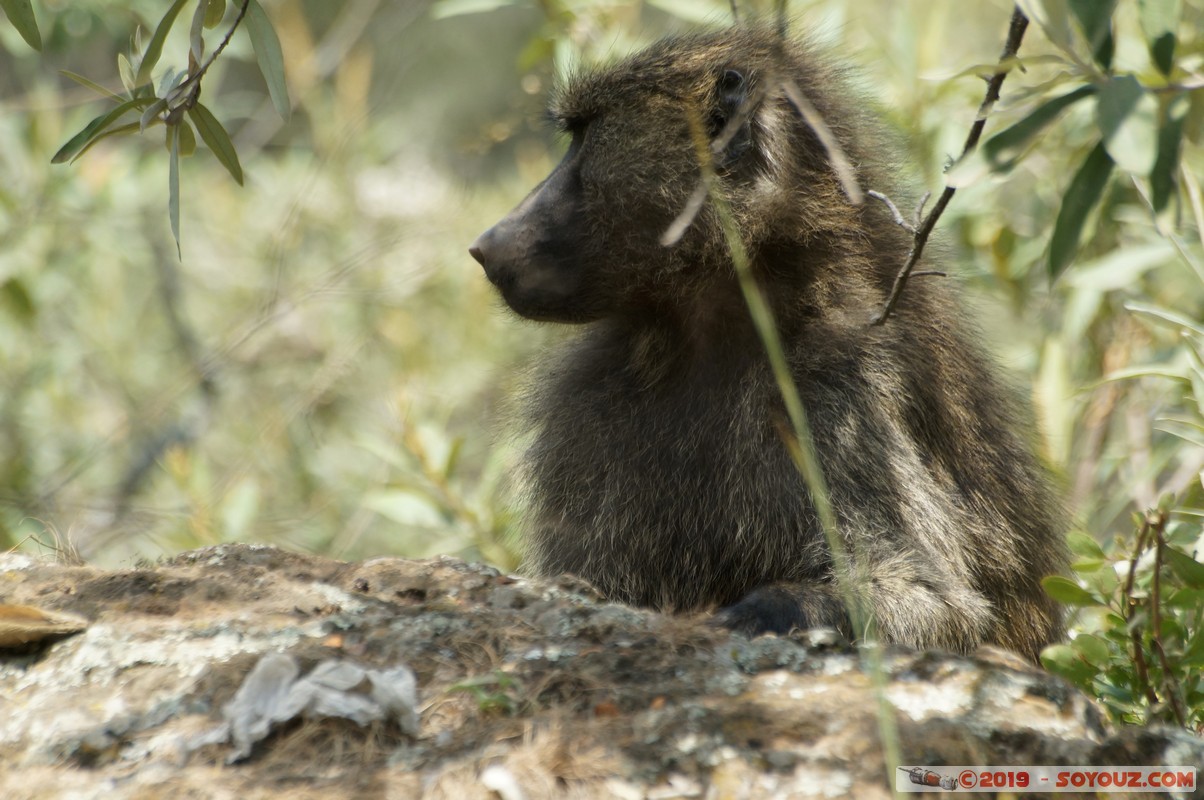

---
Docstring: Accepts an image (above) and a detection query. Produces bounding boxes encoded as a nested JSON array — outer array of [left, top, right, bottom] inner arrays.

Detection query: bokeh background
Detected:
[[1, 0, 1201, 572]]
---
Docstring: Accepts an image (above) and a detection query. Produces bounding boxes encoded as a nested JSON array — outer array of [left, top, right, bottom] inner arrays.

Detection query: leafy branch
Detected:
[[46, 0, 290, 254], [869, 5, 1030, 325], [1042, 499, 1204, 731]]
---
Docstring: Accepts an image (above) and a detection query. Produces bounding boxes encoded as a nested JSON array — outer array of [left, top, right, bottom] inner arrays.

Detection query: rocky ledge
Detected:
[[0, 544, 1200, 799]]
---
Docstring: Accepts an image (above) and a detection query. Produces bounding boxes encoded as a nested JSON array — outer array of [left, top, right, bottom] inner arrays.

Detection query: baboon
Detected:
[[469, 26, 1068, 660]]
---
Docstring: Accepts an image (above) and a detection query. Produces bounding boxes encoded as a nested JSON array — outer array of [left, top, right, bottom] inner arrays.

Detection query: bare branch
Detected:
[[867, 190, 915, 233], [1149, 514, 1188, 728], [169, 0, 253, 115], [729, 0, 740, 23], [915, 190, 931, 224], [871, 5, 1029, 326]]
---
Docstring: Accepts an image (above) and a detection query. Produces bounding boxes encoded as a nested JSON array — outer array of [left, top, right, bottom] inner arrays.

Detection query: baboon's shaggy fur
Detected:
[[470, 26, 1067, 660]]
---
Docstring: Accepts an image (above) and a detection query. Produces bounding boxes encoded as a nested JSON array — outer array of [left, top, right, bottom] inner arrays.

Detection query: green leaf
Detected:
[[1072, 633, 1112, 666], [1124, 301, 1204, 337], [118, 53, 137, 95], [362, 489, 446, 528], [1067, 530, 1108, 559], [431, 0, 519, 18], [1096, 76, 1160, 175], [518, 35, 554, 72], [1183, 630, 1204, 667], [1049, 142, 1114, 278], [1, 277, 35, 324], [68, 121, 140, 163], [1016, 0, 1073, 51], [1185, 90, 1204, 145], [190, 0, 207, 63], [178, 120, 197, 157], [1165, 547, 1204, 588], [1066, 241, 1174, 291], [219, 477, 260, 541], [1042, 575, 1102, 606], [1166, 587, 1204, 608], [444, 436, 465, 479], [140, 98, 168, 132], [1187, 345, 1204, 417], [1085, 564, 1120, 596], [169, 123, 182, 257], [1099, 365, 1187, 383], [983, 85, 1096, 171], [645, 0, 730, 23], [137, 0, 192, 89], [188, 103, 244, 185], [158, 67, 186, 100], [204, 0, 227, 29], [60, 70, 125, 103], [1040, 643, 1098, 687], [246, 0, 290, 121], [1151, 95, 1187, 213], [1068, 0, 1116, 69], [52, 98, 156, 163], [0, 0, 41, 51], [1138, 0, 1182, 76]]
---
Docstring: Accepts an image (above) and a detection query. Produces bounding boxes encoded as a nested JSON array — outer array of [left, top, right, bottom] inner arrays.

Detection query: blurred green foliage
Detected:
[[1, 0, 1202, 724]]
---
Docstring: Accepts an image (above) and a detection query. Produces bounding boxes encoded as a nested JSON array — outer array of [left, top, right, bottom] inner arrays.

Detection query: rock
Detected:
[[0, 544, 1199, 799]]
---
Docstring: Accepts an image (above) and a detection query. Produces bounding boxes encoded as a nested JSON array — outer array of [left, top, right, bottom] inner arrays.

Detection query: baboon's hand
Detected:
[[711, 583, 849, 637]]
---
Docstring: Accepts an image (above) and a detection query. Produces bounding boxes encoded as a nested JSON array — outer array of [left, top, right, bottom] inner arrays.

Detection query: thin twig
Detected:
[[167, 0, 252, 116], [1124, 517, 1160, 707], [729, 0, 740, 22], [871, 5, 1029, 326], [1149, 513, 1188, 727], [867, 190, 915, 233], [775, 0, 788, 37]]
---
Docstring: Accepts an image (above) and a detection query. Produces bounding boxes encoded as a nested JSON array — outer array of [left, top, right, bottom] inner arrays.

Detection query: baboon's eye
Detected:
[[719, 69, 745, 96], [711, 68, 753, 166]]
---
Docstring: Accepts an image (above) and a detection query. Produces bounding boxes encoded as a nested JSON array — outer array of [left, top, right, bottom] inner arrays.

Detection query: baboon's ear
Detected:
[[710, 68, 753, 167]]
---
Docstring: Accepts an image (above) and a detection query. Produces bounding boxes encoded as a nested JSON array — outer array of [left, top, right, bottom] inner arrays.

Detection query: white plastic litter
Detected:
[[191, 652, 419, 762]]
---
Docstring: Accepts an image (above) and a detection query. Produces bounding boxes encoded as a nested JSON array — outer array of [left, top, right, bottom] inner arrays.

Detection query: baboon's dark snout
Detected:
[[468, 243, 485, 266]]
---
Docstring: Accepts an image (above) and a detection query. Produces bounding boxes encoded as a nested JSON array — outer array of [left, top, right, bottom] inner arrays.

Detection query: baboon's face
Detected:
[[470, 41, 762, 323]]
